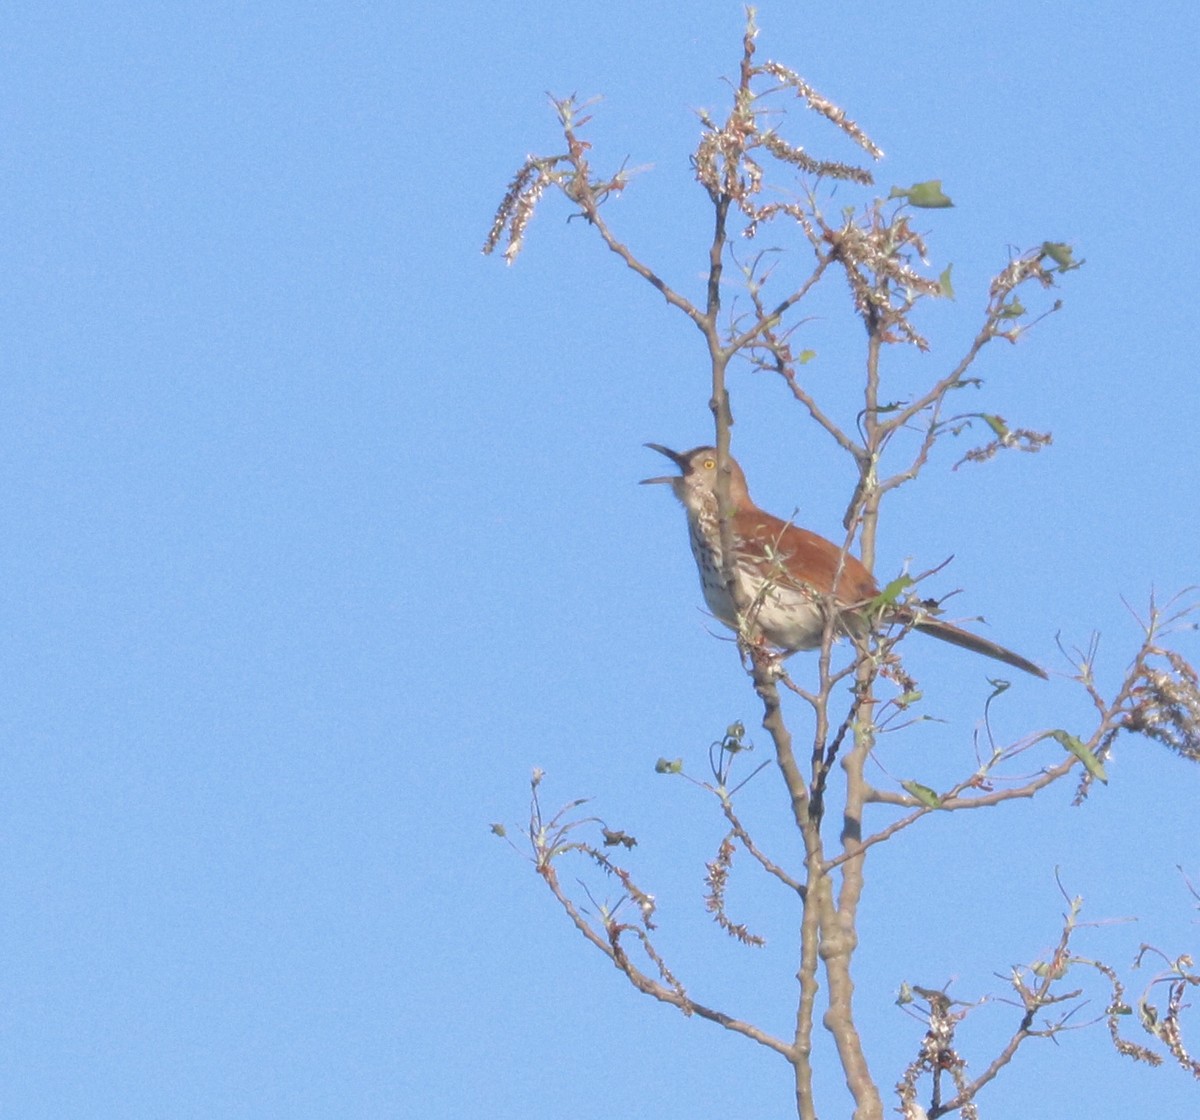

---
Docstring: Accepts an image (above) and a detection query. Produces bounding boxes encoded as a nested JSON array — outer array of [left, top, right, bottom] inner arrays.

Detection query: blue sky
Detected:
[[1, 1, 1197, 1117]]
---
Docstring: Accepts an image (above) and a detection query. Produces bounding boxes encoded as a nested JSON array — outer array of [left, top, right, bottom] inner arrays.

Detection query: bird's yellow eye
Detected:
[[702, 458, 716, 470]]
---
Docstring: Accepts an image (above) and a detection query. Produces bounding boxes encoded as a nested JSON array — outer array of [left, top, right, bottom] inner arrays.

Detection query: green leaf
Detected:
[[997, 298, 1026, 320], [1049, 730, 1107, 783], [490, 823, 507, 837], [889, 179, 955, 208], [872, 574, 914, 608], [797, 349, 817, 365], [896, 982, 914, 1006], [938, 264, 955, 299], [1031, 957, 1069, 979], [982, 414, 1010, 438], [655, 757, 684, 774], [1041, 241, 1080, 272], [901, 780, 943, 809]]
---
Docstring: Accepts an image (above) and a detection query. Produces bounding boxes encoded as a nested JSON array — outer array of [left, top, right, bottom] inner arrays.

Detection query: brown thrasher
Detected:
[[642, 444, 1047, 679]]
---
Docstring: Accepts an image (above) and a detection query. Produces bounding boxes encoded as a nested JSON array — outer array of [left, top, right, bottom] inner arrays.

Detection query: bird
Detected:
[[641, 444, 1047, 679]]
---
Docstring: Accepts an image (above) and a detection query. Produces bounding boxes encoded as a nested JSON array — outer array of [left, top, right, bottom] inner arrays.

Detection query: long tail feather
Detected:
[[914, 619, 1047, 679]]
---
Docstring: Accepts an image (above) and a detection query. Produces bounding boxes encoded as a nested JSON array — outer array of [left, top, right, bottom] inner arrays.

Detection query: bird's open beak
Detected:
[[640, 442, 684, 485]]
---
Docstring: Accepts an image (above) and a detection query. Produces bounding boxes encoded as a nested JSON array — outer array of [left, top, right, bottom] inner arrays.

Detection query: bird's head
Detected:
[[640, 444, 750, 514]]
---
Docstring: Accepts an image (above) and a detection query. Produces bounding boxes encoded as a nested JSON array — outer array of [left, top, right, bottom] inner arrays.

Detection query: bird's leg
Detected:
[[741, 634, 787, 681]]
